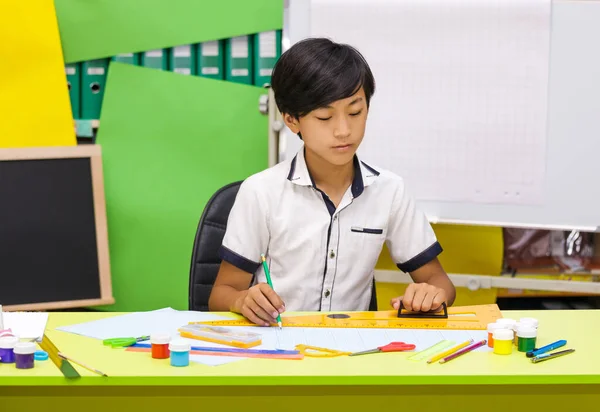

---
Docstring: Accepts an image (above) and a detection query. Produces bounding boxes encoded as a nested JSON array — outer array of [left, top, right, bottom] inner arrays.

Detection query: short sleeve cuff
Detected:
[[218, 245, 261, 274], [396, 241, 443, 273]]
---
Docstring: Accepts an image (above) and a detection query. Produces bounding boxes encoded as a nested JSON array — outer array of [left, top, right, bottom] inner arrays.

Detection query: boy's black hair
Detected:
[[271, 37, 375, 119]]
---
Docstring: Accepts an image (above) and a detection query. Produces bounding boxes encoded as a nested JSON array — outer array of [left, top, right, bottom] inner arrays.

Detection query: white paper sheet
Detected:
[[55, 308, 244, 366], [56, 307, 231, 340], [189, 354, 245, 366], [56, 308, 492, 366], [310, 0, 551, 205], [1, 310, 48, 339], [230, 325, 491, 353]]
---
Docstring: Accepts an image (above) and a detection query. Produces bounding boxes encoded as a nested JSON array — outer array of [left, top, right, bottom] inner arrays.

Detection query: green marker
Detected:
[[260, 254, 282, 330]]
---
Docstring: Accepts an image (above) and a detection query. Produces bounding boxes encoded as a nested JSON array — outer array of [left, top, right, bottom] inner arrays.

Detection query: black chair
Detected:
[[189, 181, 243, 311], [188, 181, 378, 311]]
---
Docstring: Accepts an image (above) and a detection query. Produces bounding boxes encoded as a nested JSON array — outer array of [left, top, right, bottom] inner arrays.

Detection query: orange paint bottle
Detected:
[[487, 322, 502, 348]]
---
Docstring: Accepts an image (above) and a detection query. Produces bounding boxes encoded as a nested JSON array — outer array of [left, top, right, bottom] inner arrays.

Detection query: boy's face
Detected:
[[284, 87, 368, 166]]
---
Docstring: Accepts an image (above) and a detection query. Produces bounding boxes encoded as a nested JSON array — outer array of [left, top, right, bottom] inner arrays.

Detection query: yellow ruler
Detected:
[[38, 334, 80, 379], [195, 304, 502, 330]]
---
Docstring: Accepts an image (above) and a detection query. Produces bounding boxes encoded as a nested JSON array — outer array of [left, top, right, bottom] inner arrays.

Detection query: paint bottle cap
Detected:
[[493, 328, 514, 340], [13, 342, 36, 355], [487, 322, 503, 333], [0, 336, 19, 349], [496, 318, 517, 330], [516, 325, 537, 338], [519, 317, 539, 328], [169, 340, 190, 352], [150, 333, 171, 345]]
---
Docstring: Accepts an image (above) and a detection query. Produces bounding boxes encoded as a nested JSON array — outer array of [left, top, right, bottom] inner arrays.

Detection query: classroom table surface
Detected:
[[0, 308, 598, 387]]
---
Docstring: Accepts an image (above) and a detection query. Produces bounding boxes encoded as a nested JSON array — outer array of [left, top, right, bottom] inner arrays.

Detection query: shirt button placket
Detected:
[[322, 213, 339, 309]]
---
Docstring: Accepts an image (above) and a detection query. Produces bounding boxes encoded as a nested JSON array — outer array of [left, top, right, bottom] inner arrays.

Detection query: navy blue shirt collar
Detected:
[[286, 147, 380, 198]]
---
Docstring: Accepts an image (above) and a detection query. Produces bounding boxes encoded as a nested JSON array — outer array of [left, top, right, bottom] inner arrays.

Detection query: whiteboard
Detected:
[[282, 0, 600, 231]]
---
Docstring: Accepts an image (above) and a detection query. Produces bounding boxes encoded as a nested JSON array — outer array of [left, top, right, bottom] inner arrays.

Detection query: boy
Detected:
[[209, 38, 455, 326]]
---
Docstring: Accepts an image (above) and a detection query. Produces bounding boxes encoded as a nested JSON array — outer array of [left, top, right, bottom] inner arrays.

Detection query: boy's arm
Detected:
[[206, 177, 284, 325], [208, 261, 252, 312], [397, 258, 456, 312], [386, 178, 456, 312], [209, 261, 285, 326]]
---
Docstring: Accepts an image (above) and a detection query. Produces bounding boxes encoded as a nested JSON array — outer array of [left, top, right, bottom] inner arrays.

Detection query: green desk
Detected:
[[1, 310, 598, 412]]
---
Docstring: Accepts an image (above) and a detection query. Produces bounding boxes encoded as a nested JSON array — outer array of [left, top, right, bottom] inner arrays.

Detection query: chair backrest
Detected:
[[188, 181, 243, 311], [188, 180, 378, 311]]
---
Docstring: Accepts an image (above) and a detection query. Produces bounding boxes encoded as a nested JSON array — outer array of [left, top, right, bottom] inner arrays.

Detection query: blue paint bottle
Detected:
[[169, 340, 190, 367]]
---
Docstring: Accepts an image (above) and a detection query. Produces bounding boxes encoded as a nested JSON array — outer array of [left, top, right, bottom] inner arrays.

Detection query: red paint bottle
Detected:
[[150, 333, 171, 359]]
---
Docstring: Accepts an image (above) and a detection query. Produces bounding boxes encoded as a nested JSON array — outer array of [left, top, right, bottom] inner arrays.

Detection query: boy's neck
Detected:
[[304, 148, 354, 194]]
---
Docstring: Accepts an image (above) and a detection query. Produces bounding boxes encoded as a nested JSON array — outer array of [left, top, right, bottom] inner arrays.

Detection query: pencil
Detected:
[[260, 254, 282, 330], [439, 339, 486, 364], [58, 353, 108, 377], [427, 339, 473, 364]]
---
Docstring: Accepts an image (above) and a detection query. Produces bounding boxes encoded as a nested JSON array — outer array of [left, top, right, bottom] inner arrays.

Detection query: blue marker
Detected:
[[526, 339, 566, 358]]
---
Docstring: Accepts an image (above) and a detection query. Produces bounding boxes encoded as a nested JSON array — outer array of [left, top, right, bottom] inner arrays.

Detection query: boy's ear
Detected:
[[283, 113, 300, 134]]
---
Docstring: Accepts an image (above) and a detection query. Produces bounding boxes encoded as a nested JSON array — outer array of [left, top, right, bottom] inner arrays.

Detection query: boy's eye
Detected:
[[316, 116, 332, 121], [349, 110, 363, 117]]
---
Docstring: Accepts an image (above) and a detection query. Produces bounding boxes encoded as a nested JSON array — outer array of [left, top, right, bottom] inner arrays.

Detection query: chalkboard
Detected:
[[0, 145, 113, 310]]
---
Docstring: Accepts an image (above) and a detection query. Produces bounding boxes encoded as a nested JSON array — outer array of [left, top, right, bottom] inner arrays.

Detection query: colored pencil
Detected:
[[261, 254, 282, 329], [439, 339, 486, 364], [427, 339, 473, 364]]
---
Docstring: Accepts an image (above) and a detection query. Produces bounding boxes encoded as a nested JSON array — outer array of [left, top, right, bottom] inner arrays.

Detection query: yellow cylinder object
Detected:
[[493, 329, 514, 355]]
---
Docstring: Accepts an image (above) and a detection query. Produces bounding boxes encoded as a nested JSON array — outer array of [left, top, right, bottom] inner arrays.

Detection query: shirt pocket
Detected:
[[346, 226, 387, 274], [350, 226, 384, 235]]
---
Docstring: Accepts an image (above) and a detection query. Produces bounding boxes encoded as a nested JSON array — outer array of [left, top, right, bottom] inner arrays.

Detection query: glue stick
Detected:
[[493, 329, 514, 355], [150, 333, 171, 359], [487, 322, 503, 348]]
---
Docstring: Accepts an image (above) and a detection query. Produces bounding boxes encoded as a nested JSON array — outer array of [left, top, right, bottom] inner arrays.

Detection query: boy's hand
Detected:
[[234, 283, 285, 327], [390, 283, 447, 313]]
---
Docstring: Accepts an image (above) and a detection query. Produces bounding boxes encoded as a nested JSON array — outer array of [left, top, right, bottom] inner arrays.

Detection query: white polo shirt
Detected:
[[219, 147, 442, 312]]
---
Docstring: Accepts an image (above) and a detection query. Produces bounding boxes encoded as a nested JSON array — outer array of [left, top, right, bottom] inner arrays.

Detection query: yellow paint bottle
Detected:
[[497, 318, 518, 347], [493, 329, 514, 355]]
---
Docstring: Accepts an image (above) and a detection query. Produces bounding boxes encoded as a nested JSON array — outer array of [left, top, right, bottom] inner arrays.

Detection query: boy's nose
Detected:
[[333, 118, 351, 139]]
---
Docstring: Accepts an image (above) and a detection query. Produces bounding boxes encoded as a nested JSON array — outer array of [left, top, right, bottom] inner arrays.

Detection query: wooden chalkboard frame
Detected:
[[0, 145, 114, 310]]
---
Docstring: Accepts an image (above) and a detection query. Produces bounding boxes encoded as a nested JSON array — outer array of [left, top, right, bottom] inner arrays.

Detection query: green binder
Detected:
[[169, 45, 196, 76], [111, 52, 140, 65], [196, 40, 224, 80], [81, 58, 109, 119], [140, 49, 168, 70], [225, 35, 253, 85], [253, 30, 281, 87], [65, 63, 81, 119]]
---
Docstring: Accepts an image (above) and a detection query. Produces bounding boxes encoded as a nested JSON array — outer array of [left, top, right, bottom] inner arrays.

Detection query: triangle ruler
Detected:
[[196, 304, 503, 330]]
